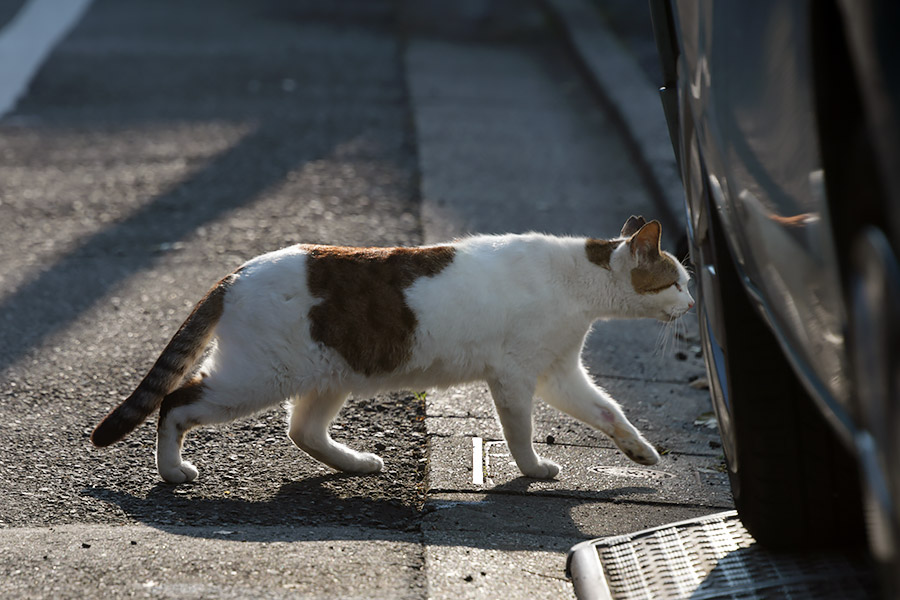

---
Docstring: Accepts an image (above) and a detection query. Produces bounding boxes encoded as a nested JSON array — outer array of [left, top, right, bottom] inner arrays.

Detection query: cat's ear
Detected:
[[628, 220, 662, 260], [620, 215, 647, 238]]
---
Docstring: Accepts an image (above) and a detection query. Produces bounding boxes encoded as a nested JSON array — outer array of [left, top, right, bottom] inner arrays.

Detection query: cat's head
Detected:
[[589, 216, 694, 321]]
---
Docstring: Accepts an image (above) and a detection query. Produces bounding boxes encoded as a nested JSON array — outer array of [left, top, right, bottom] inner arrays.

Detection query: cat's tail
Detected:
[[90, 272, 239, 447]]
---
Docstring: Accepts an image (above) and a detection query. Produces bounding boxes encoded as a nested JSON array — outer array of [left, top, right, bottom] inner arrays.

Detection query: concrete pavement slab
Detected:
[[406, 5, 730, 597], [582, 319, 706, 383], [428, 436, 731, 507], [0, 524, 424, 599], [407, 38, 661, 244], [420, 493, 717, 599], [424, 535, 572, 600], [426, 376, 716, 457], [425, 316, 718, 457], [423, 493, 718, 544], [541, 0, 685, 242]]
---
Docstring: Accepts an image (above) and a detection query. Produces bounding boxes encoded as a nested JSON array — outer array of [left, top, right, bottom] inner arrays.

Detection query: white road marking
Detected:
[[0, 0, 93, 118], [472, 437, 483, 485]]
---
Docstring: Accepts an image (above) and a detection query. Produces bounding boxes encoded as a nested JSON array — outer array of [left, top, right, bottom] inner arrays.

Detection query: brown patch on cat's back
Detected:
[[585, 239, 621, 269], [631, 254, 681, 294], [305, 244, 456, 376]]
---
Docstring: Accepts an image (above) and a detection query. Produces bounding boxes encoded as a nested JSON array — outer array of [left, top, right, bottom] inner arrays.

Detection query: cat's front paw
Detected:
[[617, 439, 660, 466], [521, 458, 560, 480], [159, 461, 199, 484]]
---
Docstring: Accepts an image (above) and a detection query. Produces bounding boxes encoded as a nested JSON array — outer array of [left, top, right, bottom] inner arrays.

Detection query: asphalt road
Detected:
[[1, 0, 427, 527], [0, 1, 730, 597]]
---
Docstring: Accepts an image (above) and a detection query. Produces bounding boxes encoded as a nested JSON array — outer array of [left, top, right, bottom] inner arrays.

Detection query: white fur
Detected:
[[155, 232, 693, 483]]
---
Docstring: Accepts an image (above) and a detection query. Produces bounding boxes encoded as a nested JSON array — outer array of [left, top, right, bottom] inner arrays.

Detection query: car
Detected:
[[649, 0, 900, 593]]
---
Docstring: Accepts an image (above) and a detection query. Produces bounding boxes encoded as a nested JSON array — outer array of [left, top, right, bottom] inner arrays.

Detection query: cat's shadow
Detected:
[[83, 474, 655, 550]]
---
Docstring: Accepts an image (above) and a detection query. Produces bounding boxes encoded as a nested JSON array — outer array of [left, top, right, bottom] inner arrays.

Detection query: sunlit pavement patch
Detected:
[[428, 436, 733, 508], [587, 465, 675, 481], [426, 379, 722, 457]]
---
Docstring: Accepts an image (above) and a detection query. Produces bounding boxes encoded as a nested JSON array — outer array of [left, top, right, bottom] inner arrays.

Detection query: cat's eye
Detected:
[[674, 283, 683, 292]]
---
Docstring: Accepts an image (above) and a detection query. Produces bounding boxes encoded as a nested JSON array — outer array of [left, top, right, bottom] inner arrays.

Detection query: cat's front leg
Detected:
[[537, 361, 660, 466], [486, 374, 560, 479]]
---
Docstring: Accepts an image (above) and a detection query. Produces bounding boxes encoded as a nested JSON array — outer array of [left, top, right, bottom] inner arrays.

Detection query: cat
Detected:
[[92, 216, 693, 483]]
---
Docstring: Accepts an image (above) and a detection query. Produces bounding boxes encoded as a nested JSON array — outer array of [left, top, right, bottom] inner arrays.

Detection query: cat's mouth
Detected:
[[659, 308, 689, 322]]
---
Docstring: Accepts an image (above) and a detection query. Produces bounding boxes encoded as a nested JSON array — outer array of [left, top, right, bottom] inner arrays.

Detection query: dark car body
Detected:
[[651, 0, 900, 591]]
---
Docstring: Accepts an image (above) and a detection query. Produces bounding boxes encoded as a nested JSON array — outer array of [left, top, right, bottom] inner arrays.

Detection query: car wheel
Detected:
[[693, 191, 866, 549]]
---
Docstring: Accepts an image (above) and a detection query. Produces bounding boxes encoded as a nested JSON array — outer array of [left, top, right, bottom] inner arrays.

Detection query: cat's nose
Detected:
[[687, 301, 695, 310]]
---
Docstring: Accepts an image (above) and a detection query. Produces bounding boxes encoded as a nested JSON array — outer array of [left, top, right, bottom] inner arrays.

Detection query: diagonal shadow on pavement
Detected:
[[82, 475, 656, 549]]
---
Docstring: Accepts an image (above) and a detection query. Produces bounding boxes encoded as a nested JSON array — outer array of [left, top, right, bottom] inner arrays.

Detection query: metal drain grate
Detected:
[[566, 511, 877, 599]]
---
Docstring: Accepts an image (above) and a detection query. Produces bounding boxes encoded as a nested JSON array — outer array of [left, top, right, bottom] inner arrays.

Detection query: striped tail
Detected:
[[91, 273, 237, 447]]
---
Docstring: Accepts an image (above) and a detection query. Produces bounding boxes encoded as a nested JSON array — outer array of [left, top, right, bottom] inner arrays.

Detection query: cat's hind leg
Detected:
[[537, 358, 660, 465], [288, 390, 383, 474], [156, 376, 274, 483], [155, 378, 207, 483], [486, 372, 560, 479]]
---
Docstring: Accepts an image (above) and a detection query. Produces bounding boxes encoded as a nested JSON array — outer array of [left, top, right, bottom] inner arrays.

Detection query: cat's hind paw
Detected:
[[159, 461, 199, 484], [521, 458, 560, 480], [345, 452, 384, 474]]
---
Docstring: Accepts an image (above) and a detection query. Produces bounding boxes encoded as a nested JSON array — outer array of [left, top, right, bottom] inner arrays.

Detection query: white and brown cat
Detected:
[[92, 216, 693, 483]]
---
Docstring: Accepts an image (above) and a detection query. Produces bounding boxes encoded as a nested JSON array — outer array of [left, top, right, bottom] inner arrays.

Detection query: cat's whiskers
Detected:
[[653, 318, 668, 356], [675, 307, 699, 358], [654, 307, 696, 359], [666, 318, 678, 357], [675, 313, 688, 354], [654, 315, 677, 357]]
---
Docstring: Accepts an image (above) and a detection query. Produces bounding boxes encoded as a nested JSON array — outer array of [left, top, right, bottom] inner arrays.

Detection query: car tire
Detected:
[[696, 197, 866, 549]]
